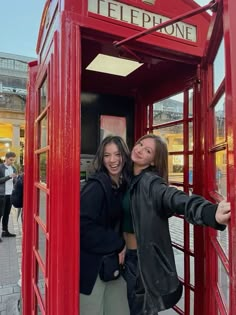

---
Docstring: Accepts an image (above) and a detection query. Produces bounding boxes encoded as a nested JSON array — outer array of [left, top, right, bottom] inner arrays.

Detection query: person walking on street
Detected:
[[0, 151, 17, 241]]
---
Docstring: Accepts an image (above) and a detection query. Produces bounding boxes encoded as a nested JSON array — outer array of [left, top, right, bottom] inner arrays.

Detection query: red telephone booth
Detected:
[[23, 0, 236, 314]]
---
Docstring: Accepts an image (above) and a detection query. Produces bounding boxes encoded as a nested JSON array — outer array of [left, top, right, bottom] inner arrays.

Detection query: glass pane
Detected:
[[188, 89, 193, 118], [174, 248, 184, 281], [214, 93, 225, 144], [39, 78, 47, 112], [154, 125, 183, 152], [147, 106, 149, 128], [169, 155, 184, 182], [215, 150, 227, 197], [37, 224, 46, 263], [190, 289, 194, 315], [218, 257, 229, 309], [37, 263, 46, 305], [161, 307, 178, 314], [169, 216, 184, 246], [217, 228, 229, 258], [190, 255, 195, 286], [189, 224, 194, 252], [189, 122, 193, 150], [40, 115, 48, 148], [189, 155, 193, 184], [39, 152, 47, 184], [213, 39, 225, 93], [176, 283, 184, 311], [153, 93, 183, 125], [36, 299, 43, 314], [38, 189, 47, 225]]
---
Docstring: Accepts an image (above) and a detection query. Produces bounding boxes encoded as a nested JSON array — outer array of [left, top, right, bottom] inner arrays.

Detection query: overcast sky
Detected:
[[0, 0, 210, 58]]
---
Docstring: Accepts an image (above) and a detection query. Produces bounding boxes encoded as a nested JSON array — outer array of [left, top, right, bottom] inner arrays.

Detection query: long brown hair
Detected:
[[135, 134, 168, 182]]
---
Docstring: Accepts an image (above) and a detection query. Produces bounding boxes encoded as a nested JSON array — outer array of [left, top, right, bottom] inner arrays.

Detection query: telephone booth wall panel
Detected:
[[47, 21, 81, 315], [23, 61, 38, 314], [23, 0, 236, 314], [223, 0, 236, 312], [199, 0, 236, 314]]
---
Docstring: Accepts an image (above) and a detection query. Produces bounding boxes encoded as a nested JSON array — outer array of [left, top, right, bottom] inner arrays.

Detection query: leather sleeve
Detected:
[[151, 180, 226, 230]]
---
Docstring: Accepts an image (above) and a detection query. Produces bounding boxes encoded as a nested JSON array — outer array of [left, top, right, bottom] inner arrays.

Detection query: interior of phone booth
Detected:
[[80, 29, 199, 180]]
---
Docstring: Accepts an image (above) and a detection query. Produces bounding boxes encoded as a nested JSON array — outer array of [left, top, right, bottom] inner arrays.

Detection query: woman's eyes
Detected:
[[139, 143, 151, 154], [104, 153, 121, 157]]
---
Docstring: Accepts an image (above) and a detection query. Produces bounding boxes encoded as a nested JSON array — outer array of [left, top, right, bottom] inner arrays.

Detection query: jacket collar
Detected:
[[130, 166, 153, 192]]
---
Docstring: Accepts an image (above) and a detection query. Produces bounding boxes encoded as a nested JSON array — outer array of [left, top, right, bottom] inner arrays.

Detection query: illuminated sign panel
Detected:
[[88, 0, 197, 42]]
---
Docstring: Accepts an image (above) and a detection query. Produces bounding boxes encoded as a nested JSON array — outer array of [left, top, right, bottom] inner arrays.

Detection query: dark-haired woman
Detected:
[[123, 134, 231, 315], [80, 135, 131, 315]]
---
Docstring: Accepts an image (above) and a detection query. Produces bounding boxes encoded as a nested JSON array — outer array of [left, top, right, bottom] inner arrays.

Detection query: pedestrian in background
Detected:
[[0, 151, 17, 241], [11, 171, 24, 222]]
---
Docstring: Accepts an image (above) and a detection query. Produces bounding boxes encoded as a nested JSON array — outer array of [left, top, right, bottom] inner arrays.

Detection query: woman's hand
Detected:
[[118, 246, 126, 265], [215, 200, 231, 225]]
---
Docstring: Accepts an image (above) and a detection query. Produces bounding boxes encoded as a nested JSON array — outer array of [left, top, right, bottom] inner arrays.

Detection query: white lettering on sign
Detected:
[[88, 0, 197, 42]]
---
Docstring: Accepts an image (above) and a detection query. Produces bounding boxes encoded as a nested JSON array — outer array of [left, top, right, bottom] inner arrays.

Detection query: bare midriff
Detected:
[[123, 232, 137, 249]]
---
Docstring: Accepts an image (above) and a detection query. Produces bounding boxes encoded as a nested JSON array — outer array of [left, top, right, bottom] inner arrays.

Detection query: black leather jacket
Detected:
[[129, 169, 226, 314]]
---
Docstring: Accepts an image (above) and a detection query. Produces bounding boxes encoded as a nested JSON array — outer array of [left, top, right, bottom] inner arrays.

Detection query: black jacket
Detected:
[[11, 174, 24, 208], [129, 170, 226, 314], [80, 172, 125, 294]]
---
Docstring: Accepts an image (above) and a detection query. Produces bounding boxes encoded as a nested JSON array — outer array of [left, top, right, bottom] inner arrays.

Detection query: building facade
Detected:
[[0, 52, 34, 164]]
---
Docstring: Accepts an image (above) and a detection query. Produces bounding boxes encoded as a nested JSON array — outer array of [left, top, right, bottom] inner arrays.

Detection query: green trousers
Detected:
[[80, 275, 130, 315]]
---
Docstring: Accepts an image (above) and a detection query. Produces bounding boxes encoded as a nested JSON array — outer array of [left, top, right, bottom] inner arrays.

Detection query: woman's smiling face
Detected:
[[103, 142, 123, 182], [131, 138, 156, 170]]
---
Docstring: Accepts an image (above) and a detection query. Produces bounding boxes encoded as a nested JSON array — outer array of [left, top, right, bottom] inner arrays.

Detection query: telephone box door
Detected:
[[199, 0, 236, 314]]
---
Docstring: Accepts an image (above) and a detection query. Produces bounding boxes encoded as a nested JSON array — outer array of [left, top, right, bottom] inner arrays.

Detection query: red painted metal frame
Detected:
[[46, 18, 81, 315], [114, 1, 216, 48], [223, 0, 236, 313], [22, 61, 38, 314], [199, 1, 236, 314], [23, 0, 236, 314]]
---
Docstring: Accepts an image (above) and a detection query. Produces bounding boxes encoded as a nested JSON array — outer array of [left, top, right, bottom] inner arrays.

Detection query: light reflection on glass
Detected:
[[214, 94, 225, 145], [218, 257, 229, 310], [214, 150, 227, 198], [153, 125, 183, 152], [213, 40, 225, 93], [39, 78, 47, 112], [153, 93, 183, 125]]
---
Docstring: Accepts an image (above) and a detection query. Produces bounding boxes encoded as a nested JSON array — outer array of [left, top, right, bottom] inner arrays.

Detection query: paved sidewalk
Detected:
[[0, 208, 22, 315]]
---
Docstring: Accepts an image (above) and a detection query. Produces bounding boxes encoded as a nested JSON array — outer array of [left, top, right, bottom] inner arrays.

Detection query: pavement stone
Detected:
[[0, 207, 22, 315]]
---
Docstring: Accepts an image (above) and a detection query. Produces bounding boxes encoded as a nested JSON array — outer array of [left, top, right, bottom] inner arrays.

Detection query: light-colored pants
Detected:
[[80, 275, 130, 315]]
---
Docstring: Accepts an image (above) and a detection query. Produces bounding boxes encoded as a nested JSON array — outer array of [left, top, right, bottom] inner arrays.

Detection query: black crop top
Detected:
[[122, 190, 134, 233]]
